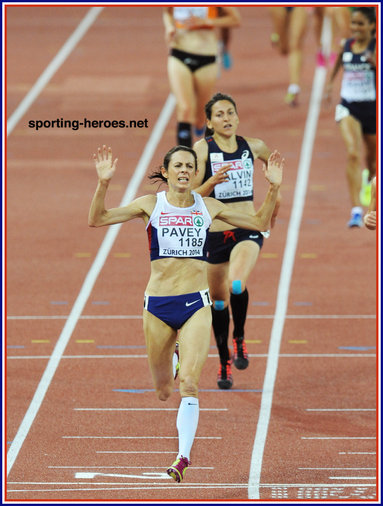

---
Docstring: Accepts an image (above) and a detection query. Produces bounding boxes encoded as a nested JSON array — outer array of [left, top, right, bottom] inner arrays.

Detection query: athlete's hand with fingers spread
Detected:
[[263, 150, 283, 187], [211, 163, 231, 185], [93, 145, 118, 182]]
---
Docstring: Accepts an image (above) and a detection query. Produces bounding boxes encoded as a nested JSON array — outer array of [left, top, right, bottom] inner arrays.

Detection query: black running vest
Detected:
[[203, 136, 254, 203]]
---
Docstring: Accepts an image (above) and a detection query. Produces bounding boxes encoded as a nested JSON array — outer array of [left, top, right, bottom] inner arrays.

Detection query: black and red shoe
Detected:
[[217, 359, 233, 390], [233, 336, 249, 370]]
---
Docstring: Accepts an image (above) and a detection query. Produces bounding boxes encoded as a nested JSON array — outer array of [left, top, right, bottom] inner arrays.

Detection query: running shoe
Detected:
[[284, 92, 298, 106], [347, 210, 363, 228], [359, 169, 372, 207], [167, 456, 190, 483], [173, 341, 180, 380], [217, 359, 233, 390], [284, 84, 300, 107], [233, 336, 249, 370]]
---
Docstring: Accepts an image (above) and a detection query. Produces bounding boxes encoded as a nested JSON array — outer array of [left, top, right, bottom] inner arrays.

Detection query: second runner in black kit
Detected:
[[193, 93, 281, 389], [204, 135, 265, 265]]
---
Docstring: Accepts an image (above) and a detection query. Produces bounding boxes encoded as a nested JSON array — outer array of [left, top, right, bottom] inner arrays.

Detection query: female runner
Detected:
[[268, 6, 308, 106], [89, 144, 283, 482], [325, 6, 376, 228], [192, 92, 281, 389], [163, 6, 240, 146]]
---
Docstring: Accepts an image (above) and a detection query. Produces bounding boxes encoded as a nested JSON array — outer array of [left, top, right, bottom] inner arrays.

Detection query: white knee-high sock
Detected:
[[176, 397, 199, 461]]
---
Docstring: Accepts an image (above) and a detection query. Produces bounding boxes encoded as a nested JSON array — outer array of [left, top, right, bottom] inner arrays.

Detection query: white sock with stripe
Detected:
[[176, 397, 199, 461]]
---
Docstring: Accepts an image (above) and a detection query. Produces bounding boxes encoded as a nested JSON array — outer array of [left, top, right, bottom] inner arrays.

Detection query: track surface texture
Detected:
[[5, 4, 379, 504]]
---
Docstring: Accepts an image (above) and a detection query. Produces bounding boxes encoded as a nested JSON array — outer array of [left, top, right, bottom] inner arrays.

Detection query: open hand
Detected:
[[212, 163, 231, 185], [93, 145, 118, 182], [263, 150, 283, 187]]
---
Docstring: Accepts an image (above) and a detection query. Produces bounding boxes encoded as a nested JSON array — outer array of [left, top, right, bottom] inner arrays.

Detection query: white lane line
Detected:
[[339, 452, 376, 455], [49, 465, 214, 469], [6, 314, 376, 320], [7, 482, 376, 487], [97, 451, 176, 454], [75, 471, 170, 480], [248, 17, 333, 500], [6, 7, 103, 136], [7, 485, 249, 492], [302, 437, 376, 440], [306, 408, 375, 412], [6, 94, 176, 477], [299, 467, 376, 470], [7, 353, 377, 360], [62, 436, 221, 439], [73, 407, 228, 411], [329, 477, 376, 480]]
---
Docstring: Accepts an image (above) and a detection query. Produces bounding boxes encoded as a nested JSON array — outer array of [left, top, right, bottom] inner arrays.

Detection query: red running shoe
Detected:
[[167, 455, 190, 483]]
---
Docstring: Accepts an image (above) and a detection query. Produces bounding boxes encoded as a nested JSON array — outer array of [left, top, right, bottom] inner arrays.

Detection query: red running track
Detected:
[[5, 5, 379, 503]]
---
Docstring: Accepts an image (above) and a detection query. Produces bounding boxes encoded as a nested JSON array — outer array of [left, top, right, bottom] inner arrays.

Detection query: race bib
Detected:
[[342, 69, 376, 101], [212, 156, 254, 200], [157, 213, 208, 257]]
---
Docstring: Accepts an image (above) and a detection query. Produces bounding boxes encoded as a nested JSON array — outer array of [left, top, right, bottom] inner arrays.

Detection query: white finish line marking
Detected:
[[302, 437, 375, 440], [63, 435, 221, 439], [329, 477, 376, 480], [306, 408, 375, 412], [75, 471, 170, 480], [339, 452, 376, 455], [73, 407, 228, 411], [49, 465, 214, 469]]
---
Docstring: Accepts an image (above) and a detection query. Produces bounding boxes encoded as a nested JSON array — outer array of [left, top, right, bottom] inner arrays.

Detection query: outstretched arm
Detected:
[[247, 137, 282, 228], [88, 145, 152, 227], [207, 150, 283, 231], [324, 41, 344, 103], [163, 7, 176, 45]]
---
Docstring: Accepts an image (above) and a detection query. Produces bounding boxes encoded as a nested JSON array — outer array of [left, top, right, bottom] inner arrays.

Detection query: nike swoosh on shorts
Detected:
[[185, 300, 199, 307]]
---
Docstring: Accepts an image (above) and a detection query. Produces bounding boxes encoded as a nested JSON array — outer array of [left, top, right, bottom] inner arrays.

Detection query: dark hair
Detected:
[[204, 92, 237, 137], [352, 6, 376, 25], [148, 145, 198, 184]]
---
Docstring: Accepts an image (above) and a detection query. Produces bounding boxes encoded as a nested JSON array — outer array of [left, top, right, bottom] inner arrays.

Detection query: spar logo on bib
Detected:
[[241, 150, 253, 170], [194, 216, 204, 227], [159, 215, 193, 226]]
